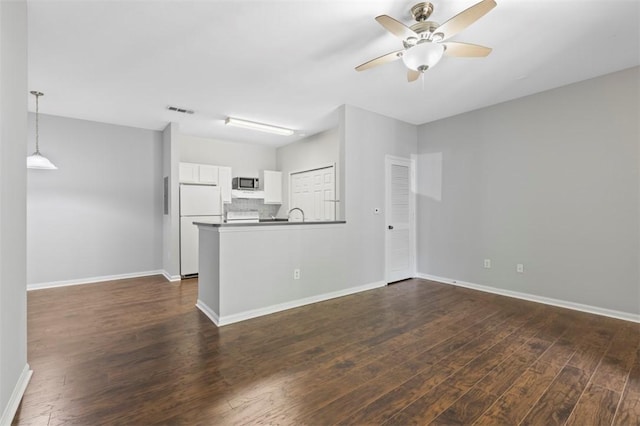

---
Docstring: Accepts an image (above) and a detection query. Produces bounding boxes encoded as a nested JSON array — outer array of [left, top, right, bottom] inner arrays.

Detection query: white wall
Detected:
[[0, 0, 30, 423], [179, 133, 276, 177], [162, 123, 180, 280], [275, 128, 340, 216], [343, 105, 418, 286], [416, 66, 640, 316], [27, 114, 164, 287]]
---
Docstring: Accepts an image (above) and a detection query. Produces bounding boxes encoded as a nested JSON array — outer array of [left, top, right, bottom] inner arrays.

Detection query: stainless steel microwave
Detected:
[[232, 177, 259, 190]]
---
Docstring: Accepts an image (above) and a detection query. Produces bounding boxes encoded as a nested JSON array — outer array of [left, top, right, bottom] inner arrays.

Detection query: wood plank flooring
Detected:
[[12, 276, 640, 425]]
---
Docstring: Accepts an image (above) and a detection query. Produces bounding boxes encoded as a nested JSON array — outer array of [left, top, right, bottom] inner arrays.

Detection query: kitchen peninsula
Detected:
[[194, 219, 383, 326]]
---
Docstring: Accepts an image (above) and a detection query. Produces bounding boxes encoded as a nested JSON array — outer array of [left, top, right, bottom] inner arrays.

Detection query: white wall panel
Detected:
[[27, 114, 163, 285], [179, 133, 276, 178], [417, 66, 640, 315], [0, 0, 29, 422]]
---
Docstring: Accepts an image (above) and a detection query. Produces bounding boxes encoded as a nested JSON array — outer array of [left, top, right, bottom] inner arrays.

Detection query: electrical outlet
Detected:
[[516, 264, 524, 273], [484, 259, 491, 269], [294, 269, 301, 280]]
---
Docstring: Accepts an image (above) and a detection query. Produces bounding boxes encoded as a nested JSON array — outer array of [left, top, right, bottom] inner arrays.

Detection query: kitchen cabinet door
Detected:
[[198, 164, 219, 185], [179, 162, 199, 183], [219, 166, 232, 204], [261, 170, 282, 204]]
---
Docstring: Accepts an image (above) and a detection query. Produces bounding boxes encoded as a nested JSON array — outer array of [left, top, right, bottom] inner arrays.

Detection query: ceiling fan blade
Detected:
[[355, 49, 404, 72], [442, 41, 492, 57], [433, 0, 496, 41], [375, 15, 418, 40], [407, 69, 421, 82]]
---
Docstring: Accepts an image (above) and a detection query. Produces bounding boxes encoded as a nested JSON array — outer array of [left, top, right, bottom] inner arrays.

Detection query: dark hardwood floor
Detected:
[[13, 276, 639, 425]]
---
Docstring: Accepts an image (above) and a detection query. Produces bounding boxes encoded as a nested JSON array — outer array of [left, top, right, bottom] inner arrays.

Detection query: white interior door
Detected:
[[290, 166, 335, 221], [385, 156, 415, 283]]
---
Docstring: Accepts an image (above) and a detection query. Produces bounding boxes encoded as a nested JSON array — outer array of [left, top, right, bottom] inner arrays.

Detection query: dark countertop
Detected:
[[194, 219, 346, 227]]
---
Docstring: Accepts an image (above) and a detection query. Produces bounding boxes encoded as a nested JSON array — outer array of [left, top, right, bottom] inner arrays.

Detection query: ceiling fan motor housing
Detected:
[[411, 2, 434, 21], [404, 21, 440, 48]]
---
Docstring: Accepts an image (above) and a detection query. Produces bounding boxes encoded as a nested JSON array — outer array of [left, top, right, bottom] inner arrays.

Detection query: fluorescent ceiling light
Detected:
[[225, 117, 294, 136]]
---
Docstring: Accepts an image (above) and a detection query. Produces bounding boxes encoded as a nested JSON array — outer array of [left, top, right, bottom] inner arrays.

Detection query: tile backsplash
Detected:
[[224, 198, 280, 219]]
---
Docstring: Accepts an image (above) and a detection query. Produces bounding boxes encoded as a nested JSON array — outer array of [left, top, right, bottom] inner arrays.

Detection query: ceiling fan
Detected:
[[356, 0, 497, 82]]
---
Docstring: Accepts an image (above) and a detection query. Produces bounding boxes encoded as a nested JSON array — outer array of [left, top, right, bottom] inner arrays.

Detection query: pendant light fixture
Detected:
[[27, 91, 57, 170]]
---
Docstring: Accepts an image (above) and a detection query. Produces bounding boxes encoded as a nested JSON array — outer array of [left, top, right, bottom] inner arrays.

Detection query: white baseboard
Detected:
[[199, 280, 386, 327], [195, 299, 220, 326], [27, 270, 168, 291], [416, 273, 640, 324], [161, 270, 181, 282], [0, 363, 32, 426]]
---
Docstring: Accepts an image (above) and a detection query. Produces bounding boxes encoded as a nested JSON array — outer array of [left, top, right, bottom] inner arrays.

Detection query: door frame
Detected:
[[385, 155, 416, 283]]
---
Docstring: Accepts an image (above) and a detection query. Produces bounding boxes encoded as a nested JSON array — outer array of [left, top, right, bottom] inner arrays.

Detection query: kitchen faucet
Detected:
[[288, 207, 305, 222]]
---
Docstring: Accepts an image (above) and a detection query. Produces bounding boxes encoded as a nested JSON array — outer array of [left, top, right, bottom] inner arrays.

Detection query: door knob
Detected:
[[388, 225, 394, 230]]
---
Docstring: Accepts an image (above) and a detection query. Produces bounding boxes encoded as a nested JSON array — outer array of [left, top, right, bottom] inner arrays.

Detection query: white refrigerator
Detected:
[[180, 184, 222, 277]]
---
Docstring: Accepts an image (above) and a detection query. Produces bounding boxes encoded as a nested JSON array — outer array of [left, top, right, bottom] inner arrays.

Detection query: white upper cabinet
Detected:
[[218, 166, 232, 204], [198, 164, 219, 185], [179, 162, 219, 185], [179, 162, 199, 183], [260, 170, 282, 204]]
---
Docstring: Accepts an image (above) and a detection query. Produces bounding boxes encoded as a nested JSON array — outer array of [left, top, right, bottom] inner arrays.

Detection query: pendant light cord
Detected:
[[34, 93, 40, 154], [26, 90, 56, 170], [30, 90, 44, 155]]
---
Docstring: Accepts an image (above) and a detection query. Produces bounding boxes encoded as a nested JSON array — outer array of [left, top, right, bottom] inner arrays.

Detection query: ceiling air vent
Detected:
[[167, 105, 194, 114]]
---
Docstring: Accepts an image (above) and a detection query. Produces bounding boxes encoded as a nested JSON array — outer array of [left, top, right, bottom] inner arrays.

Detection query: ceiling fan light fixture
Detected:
[[402, 41, 445, 72], [357, 0, 495, 82], [225, 117, 294, 136]]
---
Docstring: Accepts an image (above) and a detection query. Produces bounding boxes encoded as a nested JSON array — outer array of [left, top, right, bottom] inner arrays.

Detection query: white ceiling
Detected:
[[27, 0, 640, 147]]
